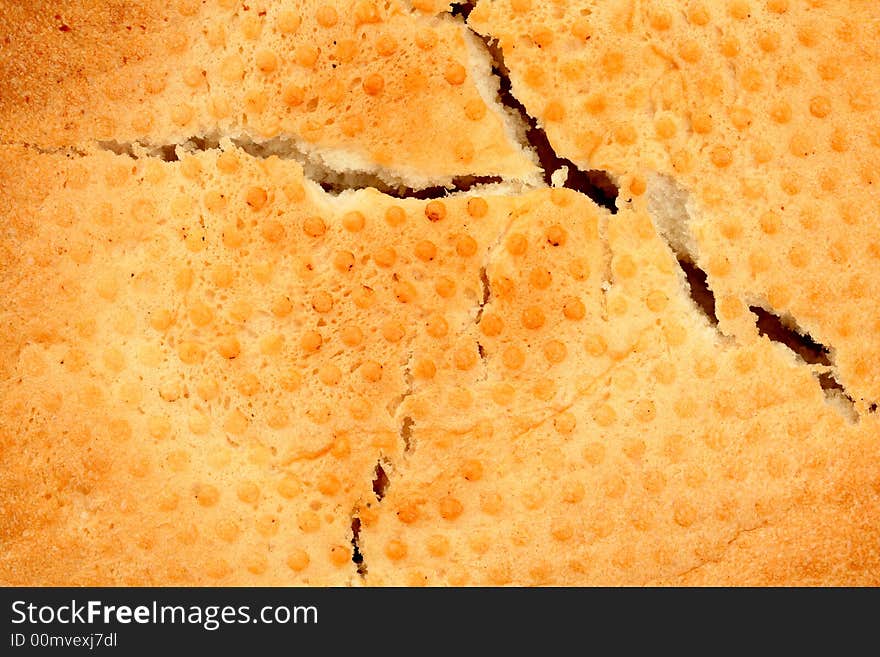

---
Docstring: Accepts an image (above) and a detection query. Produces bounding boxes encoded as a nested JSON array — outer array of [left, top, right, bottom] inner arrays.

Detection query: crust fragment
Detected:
[[2, 2, 879, 587], [0, 145, 509, 584], [470, 0, 880, 406], [360, 195, 880, 586], [0, 1, 539, 188]]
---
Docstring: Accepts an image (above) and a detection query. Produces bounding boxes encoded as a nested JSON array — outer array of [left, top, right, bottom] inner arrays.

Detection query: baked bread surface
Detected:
[[0, 0, 878, 586]]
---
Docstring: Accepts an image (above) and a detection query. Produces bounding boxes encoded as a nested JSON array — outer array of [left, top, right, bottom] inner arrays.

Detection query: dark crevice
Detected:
[[450, 1, 475, 20], [750, 306, 831, 367], [750, 305, 862, 417], [816, 373, 858, 418], [96, 136, 504, 198], [234, 138, 506, 199], [92, 30, 620, 208], [475, 265, 491, 324], [400, 416, 414, 453], [350, 515, 367, 576], [816, 372, 850, 393], [648, 177, 870, 419], [52, 15, 620, 207], [317, 175, 503, 200], [678, 259, 718, 326], [372, 461, 390, 500], [157, 145, 179, 162], [473, 33, 619, 212]]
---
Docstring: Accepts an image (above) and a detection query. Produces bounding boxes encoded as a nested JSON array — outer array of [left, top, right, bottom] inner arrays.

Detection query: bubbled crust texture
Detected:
[[2, 146, 878, 586], [469, 0, 880, 407], [0, 1, 538, 186], [1, 1, 879, 587], [361, 196, 880, 585], [0, 145, 514, 584]]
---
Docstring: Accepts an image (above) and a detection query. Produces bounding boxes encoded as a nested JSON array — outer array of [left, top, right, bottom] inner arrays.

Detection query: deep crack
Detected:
[[96, 33, 623, 208], [332, 175, 502, 200], [350, 515, 367, 576], [750, 306, 831, 367], [95, 135, 506, 198], [675, 260, 862, 419], [372, 461, 390, 500], [647, 174, 869, 420], [240, 133, 505, 197], [679, 259, 719, 326], [450, 1, 475, 20], [98, 139, 180, 162], [750, 305, 860, 418], [472, 32, 619, 211]]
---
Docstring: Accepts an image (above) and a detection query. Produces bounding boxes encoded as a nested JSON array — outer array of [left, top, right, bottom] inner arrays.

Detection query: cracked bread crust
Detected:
[[2, 144, 878, 586], [362, 196, 880, 585], [0, 1, 539, 188], [1, 1, 879, 586], [469, 0, 880, 408], [0, 144, 530, 584]]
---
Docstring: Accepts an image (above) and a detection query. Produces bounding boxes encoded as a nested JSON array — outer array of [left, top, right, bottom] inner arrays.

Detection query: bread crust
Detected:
[[0, 1, 539, 187], [1, 1, 877, 586], [470, 0, 880, 405]]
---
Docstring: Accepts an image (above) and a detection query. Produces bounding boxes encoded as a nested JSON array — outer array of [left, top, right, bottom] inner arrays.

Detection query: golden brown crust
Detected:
[[0, 2, 167, 140], [1, 1, 878, 586], [656, 420, 880, 586], [0, 145, 520, 584], [361, 197, 879, 585], [0, 1, 538, 187], [470, 0, 880, 405]]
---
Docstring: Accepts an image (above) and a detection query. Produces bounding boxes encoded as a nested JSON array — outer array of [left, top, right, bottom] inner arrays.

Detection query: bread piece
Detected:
[[0, 143, 514, 584], [360, 196, 880, 585], [0, 1, 539, 188], [2, 1, 878, 587], [469, 0, 880, 406]]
